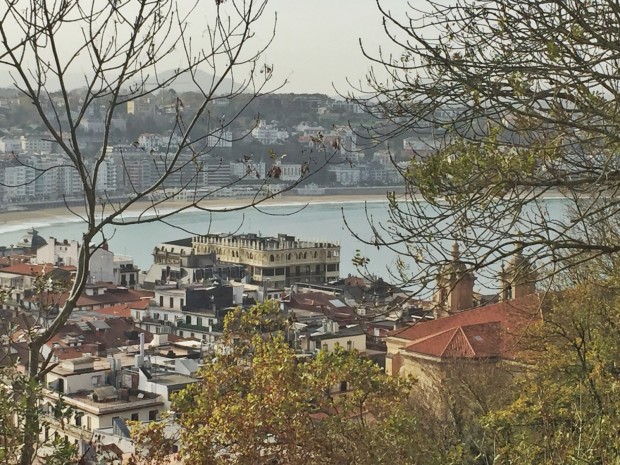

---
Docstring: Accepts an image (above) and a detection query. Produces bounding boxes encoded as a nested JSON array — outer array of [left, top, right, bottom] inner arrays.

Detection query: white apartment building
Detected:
[[230, 161, 266, 180], [20, 135, 55, 153], [0, 137, 21, 153], [251, 121, 289, 145]]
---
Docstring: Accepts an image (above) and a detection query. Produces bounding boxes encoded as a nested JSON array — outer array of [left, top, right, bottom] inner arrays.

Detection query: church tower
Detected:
[[433, 242, 475, 318], [499, 242, 537, 301]]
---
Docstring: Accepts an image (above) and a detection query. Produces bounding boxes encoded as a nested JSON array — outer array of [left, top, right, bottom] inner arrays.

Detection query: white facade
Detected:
[[251, 121, 289, 145], [276, 162, 302, 181], [3, 164, 35, 199], [230, 161, 266, 180], [20, 135, 55, 153], [328, 165, 361, 186], [207, 129, 233, 148], [0, 138, 21, 153], [37, 238, 80, 267], [90, 248, 115, 283]]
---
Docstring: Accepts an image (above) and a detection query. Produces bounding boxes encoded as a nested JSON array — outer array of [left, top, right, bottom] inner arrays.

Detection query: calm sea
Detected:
[[0, 200, 393, 278], [0, 198, 571, 292]]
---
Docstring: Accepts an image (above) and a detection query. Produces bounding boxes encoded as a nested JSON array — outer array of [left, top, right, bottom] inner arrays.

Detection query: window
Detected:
[[186, 315, 191, 325], [86, 415, 91, 431], [322, 343, 328, 351], [347, 340, 353, 351], [134, 310, 140, 320], [197, 317, 202, 327], [159, 296, 163, 306], [131, 413, 139, 421], [180, 298, 184, 308], [179, 331, 184, 337], [169, 297, 174, 308], [149, 410, 157, 421], [164, 313, 168, 321], [270, 254, 275, 262]]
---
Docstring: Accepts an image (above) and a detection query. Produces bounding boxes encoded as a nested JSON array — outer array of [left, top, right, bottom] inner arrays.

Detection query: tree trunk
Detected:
[[19, 345, 40, 465]]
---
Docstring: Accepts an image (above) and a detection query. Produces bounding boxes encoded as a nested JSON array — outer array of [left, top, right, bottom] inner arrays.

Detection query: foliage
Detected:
[[132, 303, 426, 465], [486, 267, 620, 463], [349, 0, 620, 295]]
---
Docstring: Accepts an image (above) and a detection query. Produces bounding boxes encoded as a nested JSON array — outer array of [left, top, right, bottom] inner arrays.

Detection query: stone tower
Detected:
[[433, 242, 475, 318], [499, 242, 537, 301]]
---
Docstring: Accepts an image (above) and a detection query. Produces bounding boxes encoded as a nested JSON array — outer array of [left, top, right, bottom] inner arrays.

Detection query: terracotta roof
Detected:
[[28, 287, 153, 310], [393, 295, 542, 361], [94, 304, 131, 318], [0, 262, 55, 276], [46, 317, 153, 358], [129, 298, 151, 310]]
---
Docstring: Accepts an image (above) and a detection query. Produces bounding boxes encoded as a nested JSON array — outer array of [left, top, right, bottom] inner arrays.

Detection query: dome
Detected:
[[16, 228, 47, 251]]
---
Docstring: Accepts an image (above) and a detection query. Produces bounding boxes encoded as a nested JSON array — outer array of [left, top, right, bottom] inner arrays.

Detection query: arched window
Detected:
[[327, 251, 332, 258], [287, 253, 292, 260], [270, 254, 275, 262], [314, 251, 318, 259], [303, 252, 307, 259]]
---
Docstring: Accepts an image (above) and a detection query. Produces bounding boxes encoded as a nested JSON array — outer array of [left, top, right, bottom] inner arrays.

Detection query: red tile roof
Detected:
[[0, 263, 55, 276], [46, 317, 153, 358], [393, 295, 542, 360], [93, 304, 131, 318], [28, 288, 153, 310]]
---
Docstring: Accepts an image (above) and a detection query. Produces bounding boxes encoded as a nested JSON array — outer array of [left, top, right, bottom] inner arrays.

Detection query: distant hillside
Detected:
[[144, 69, 237, 94]]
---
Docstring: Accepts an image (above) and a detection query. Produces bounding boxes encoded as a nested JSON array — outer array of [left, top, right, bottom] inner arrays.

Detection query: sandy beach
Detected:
[[0, 193, 391, 229]]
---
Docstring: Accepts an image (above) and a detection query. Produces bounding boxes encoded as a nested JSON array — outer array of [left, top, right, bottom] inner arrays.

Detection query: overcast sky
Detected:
[[252, 0, 411, 95], [0, 0, 417, 96]]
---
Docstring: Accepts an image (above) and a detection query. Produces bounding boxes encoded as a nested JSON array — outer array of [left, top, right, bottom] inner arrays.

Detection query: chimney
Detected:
[[139, 332, 145, 358]]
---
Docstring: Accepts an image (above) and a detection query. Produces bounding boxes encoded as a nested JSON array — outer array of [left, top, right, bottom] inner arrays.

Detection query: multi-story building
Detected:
[[20, 135, 56, 153], [42, 356, 165, 442], [207, 129, 233, 148], [0, 137, 22, 153], [192, 233, 341, 288], [251, 121, 289, 145]]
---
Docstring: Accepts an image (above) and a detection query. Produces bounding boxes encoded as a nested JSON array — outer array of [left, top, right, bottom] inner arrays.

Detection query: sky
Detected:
[[244, 0, 412, 95], [0, 0, 417, 96]]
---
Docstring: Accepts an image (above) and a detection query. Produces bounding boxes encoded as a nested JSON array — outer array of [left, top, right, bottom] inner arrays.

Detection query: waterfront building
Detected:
[[192, 232, 341, 288]]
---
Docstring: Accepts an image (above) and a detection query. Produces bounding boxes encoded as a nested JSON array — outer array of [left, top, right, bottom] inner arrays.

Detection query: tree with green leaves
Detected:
[[485, 258, 620, 463], [131, 303, 430, 465], [348, 0, 620, 297]]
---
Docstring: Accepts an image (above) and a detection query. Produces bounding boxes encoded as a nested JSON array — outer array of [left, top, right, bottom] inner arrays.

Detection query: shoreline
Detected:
[[0, 193, 391, 230]]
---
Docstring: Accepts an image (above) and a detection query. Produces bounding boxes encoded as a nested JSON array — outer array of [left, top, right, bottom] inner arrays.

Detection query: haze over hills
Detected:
[[0, 68, 345, 98], [0, 68, 238, 95]]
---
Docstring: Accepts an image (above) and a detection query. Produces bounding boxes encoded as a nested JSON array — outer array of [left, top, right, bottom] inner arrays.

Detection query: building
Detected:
[[192, 233, 341, 288], [134, 282, 240, 342], [145, 238, 246, 288], [386, 243, 541, 383], [35, 239, 140, 288], [385, 295, 542, 383], [432, 243, 475, 318], [42, 355, 165, 441]]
